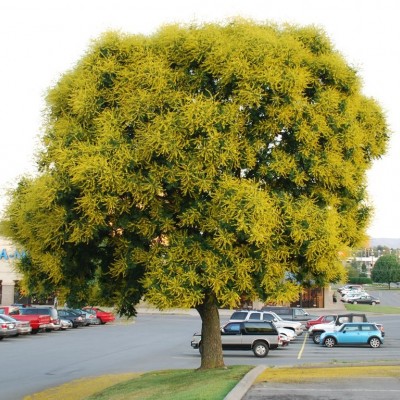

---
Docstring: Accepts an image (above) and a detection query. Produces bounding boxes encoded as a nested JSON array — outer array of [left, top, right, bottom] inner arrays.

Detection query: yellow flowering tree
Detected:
[[2, 20, 388, 369]]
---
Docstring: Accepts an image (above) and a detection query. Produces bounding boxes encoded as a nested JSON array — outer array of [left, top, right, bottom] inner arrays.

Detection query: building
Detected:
[[346, 256, 378, 278], [241, 286, 336, 310], [0, 236, 24, 305]]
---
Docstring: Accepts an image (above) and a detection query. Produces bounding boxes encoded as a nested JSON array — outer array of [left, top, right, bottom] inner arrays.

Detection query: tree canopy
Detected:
[[371, 254, 400, 288], [1, 19, 389, 368]]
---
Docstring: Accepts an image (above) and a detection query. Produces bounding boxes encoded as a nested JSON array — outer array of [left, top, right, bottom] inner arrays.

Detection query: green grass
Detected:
[[26, 363, 400, 400], [84, 366, 252, 400], [344, 303, 400, 314]]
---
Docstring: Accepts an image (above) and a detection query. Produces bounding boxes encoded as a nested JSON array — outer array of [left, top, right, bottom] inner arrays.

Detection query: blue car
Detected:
[[320, 322, 383, 348]]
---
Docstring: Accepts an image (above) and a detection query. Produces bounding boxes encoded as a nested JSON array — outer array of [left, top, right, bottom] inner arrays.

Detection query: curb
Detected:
[[224, 365, 266, 400]]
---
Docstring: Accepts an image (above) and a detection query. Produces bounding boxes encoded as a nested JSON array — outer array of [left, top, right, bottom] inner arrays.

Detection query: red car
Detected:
[[83, 307, 115, 324], [305, 314, 337, 330]]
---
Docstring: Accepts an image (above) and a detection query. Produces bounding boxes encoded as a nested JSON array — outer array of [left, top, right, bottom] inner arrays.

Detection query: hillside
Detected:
[[370, 238, 400, 248]]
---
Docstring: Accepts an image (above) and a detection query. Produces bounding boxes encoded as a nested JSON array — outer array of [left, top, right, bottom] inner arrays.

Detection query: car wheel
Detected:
[[371, 301, 376, 305], [312, 332, 322, 344], [253, 341, 269, 358], [369, 337, 381, 348], [198, 343, 203, 355], [353, 301, 357, 304], [324, 337, 336, 348]]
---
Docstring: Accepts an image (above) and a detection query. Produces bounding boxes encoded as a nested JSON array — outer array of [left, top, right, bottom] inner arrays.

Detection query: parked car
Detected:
[[0, 315, 18, 339], [73, 309, 100, 325], [341, 291, 367, 303], [305, 315, 337, 330], [191, 321, 282, 358], [347, 295, 380, 305], [337, 284, 363, 294], [265, 312, 304, 336], [0, 314, 31, 335], [20, 307, 61, 331], [320, 323, 383, 348], [261, 306, 316, 324], [60, 319, 73, 330], [277, 327, 296, 344], [0, 306, 51, 334], [308, 313, 384, 344], [57, 309, 85, 328], [82, 307, 115, 324], [229, 310, 303, 336]]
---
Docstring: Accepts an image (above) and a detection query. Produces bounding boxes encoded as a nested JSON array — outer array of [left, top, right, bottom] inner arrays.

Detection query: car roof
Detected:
[[227, 320, 272, 324]]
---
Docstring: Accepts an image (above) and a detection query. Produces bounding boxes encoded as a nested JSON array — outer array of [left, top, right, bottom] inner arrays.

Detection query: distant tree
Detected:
[[2, 20, 389, 369], [361, 263, 367, 273], [347, 261, 360, 279], [371, 254, 400, 288]]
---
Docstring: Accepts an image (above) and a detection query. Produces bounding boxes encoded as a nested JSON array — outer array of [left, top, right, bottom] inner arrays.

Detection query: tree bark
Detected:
[[195, 291, 225, 369]]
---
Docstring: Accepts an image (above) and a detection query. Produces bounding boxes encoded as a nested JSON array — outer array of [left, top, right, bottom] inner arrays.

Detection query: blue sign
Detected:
[[0, 249, 26, 260]]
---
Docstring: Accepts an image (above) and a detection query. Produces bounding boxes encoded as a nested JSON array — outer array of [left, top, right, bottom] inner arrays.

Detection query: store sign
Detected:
[[0, 248, 26, 260]]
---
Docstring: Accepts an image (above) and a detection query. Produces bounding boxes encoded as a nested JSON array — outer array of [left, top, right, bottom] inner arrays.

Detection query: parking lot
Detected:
[[243, 374, 400, 400], [1, 291, 399, 399]]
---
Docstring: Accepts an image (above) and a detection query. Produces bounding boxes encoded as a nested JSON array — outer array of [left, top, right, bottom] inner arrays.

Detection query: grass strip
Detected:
[[344, 304, 400, 314], [24, 373, 141, 400], [85, 366, 252, 400], [256, 365, 400, 383]]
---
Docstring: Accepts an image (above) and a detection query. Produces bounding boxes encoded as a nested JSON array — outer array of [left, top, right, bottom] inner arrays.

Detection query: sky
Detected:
[[0, 0, 399, 239]]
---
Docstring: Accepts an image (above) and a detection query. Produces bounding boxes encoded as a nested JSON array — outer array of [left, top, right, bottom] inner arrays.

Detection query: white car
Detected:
[[264, 311, 303, 336], [338, 284, 363, 294], [278, 327, 297, 343], [341, 291, 368, 302], [229, 310, 303, 336]]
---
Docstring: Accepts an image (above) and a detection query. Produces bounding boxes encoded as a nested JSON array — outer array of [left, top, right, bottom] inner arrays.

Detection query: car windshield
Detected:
[[20, 308, 44, 315], [0, 315, 16, 322], [270, 312, 283, 321], [293, 309, 308, 316], [230, 311, 248, 320]]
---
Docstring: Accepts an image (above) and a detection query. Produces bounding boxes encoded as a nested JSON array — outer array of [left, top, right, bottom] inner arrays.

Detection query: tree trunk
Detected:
[[195, 291, 225, 369]]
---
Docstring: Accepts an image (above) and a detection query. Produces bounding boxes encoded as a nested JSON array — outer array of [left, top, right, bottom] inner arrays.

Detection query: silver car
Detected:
[[0, 315, 18, 339], [60, 319, 73, 330], [0, 314, 31, 335]]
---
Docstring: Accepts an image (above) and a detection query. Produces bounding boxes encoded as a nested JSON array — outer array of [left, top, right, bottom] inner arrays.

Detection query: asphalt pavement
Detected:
[[223, 294, 400, 400], [242, 376, 400, 400]]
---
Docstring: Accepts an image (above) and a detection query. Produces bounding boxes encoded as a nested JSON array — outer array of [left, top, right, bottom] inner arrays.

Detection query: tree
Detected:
[[1, 20, 388, 369], [371, 254, 400, 288], [346, 259, 360, 280]]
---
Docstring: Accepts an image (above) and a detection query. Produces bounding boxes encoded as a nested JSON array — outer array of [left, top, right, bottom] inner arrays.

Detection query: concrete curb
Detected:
[[224, 365, 266, 400]]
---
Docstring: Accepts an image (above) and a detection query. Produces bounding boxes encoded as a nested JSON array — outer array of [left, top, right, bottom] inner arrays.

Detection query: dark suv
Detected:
[[191, 321, 282, 357]]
